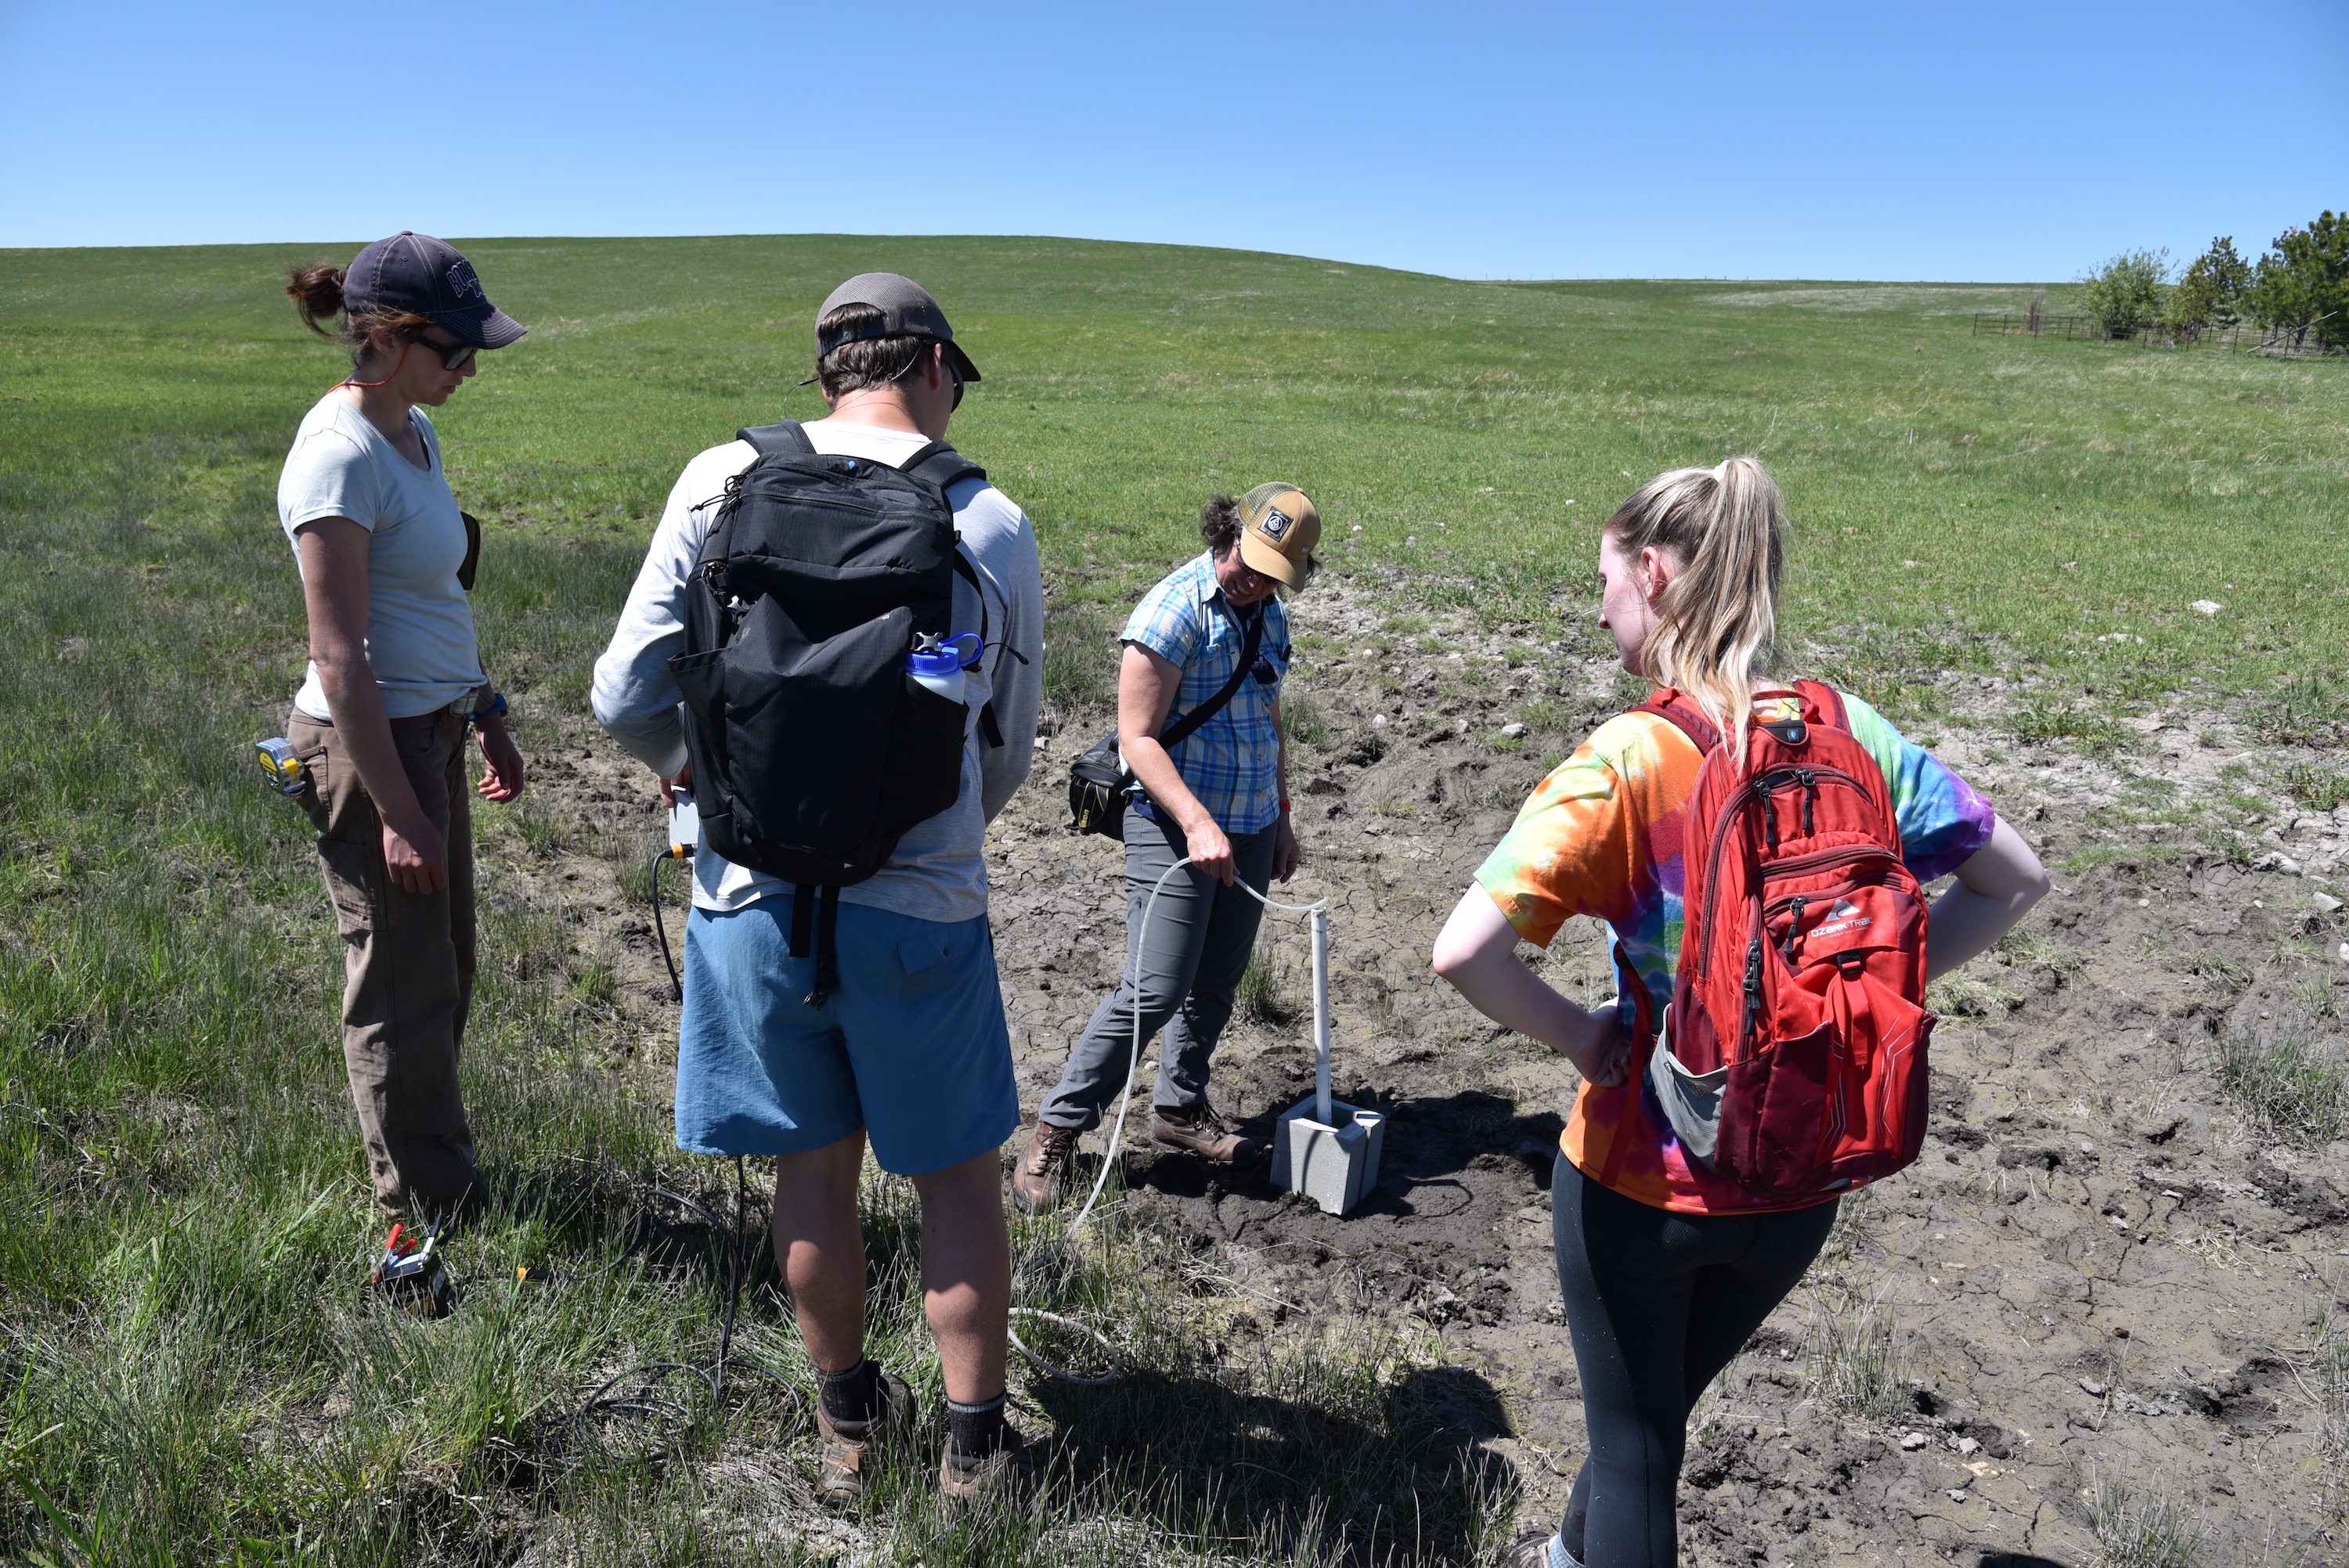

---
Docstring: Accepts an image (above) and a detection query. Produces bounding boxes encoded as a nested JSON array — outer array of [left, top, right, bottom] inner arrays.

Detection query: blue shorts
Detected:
[[675, 894, 1019, 1175]]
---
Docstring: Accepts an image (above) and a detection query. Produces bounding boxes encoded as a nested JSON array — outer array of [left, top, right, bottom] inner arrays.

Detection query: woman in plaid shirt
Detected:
[[1013, 485, 1322, 1209]]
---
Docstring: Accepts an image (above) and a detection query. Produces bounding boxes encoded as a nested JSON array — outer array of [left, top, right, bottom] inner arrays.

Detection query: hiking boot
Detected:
[[814, 1365, 912, 1501], [1151, 1103, 1261, 1164], [1011, 1121, 1081, 1212], [939, 1420, 1039, 1503]]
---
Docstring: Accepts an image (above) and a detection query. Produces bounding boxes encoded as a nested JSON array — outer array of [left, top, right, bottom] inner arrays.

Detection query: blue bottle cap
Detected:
[[907, 646, 963, 677]]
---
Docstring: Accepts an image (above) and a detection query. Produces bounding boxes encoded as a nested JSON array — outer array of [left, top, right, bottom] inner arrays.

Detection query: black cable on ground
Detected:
[[559, 1155, 803, 1469]]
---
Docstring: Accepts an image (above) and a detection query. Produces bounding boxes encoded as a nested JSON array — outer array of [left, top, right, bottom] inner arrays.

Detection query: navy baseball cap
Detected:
[[342, 232, 527, 351]]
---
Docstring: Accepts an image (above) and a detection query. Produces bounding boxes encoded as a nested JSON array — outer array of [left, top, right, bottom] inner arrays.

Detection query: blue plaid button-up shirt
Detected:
[[1121, 552, 1292, 834]]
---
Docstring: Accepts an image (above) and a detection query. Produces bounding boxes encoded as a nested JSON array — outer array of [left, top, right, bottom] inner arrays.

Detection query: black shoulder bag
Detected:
[[1066, 605, 1265, 841]]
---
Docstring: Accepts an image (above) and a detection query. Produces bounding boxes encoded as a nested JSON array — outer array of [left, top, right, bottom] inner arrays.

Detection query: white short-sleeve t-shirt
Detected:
[[276, 393, 485, 720]]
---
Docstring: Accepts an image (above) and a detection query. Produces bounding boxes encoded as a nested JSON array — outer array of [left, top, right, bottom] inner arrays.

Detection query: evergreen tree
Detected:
[[2250, 211, 2349, 352], [2168, 236, 2250, 337]]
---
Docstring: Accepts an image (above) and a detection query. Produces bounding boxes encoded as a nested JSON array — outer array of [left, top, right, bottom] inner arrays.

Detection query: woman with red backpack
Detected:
[[1432, 457, 2048, 1568]]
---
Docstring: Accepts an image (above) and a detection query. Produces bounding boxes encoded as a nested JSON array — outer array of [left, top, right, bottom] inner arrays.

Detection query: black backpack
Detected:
[[670, 420, 990, 1003]]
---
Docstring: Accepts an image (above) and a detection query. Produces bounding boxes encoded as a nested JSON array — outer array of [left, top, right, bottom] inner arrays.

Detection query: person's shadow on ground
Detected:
[[1025, 1360, 1517, 1566]]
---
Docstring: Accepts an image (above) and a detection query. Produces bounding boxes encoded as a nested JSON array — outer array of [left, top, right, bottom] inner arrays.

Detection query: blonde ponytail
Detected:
[[1605, 456, 1788, 770]]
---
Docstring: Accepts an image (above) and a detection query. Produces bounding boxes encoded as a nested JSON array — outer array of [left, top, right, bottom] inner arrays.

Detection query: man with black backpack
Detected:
[[591, 272, 1045, 1501]]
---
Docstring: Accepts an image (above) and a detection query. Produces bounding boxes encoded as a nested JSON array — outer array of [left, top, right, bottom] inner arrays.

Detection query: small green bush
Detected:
[[2078, 248, 2172, 339]]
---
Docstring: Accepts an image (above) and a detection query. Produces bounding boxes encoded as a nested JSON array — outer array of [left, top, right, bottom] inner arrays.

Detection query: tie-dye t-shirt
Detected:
[[1474, 691, 1996, 1215]]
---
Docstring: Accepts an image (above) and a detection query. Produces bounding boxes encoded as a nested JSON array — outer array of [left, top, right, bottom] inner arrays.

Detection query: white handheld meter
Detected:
[[666, 788, 700, 856]]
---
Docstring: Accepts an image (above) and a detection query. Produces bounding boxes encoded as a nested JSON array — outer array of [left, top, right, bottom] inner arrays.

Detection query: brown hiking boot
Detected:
[[1011, 1121, 1081, 1213], [814, 1366, 912, 1501], [1151, 1103, 1261, 1164], [939, 1421, 1039, 1503]]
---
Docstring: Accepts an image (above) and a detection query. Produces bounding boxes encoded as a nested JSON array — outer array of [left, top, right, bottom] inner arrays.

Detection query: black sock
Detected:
[[946, 1392, 1008, 1460], [819, 1358, 882, 1429]]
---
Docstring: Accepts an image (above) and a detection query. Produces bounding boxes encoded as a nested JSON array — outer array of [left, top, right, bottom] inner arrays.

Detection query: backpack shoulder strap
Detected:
[[949, 546, 992, 652], [457, 510, 482, 593], [735, 420, 818, 457], [1632, 687, 1722, 755], [1159, 604, 1266, 752], [899, 440, 987, 492], [1793, 679, 1849, 733]]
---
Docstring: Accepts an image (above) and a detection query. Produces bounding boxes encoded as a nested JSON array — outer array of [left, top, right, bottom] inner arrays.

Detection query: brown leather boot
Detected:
[[939, 1420, 1040, 1502], [1011, 1122, 1081, 1212], [1151, 1103, 1261, 1163], [814, 1364, 912, 1501]]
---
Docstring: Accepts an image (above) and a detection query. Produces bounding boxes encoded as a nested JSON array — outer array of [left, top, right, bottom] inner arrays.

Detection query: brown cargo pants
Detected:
[[287, 706, 483, 1217]]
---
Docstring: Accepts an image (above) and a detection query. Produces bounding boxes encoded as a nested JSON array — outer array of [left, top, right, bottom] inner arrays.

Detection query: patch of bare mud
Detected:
[[524, 572, 2349, 1566]]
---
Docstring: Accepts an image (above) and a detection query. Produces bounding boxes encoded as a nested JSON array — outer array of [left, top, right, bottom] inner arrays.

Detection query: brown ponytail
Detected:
[[285, 261, 431, 369], [285, 262, 347, 336], [1604, 456, 1789, 770]]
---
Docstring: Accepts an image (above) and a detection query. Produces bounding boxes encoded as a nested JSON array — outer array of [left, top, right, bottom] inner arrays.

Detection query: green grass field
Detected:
[[2, 235, 2344, 1564]]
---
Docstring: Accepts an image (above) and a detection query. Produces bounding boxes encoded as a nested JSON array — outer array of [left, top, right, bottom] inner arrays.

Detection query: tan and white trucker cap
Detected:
[[1236, 481, 1321, 589]]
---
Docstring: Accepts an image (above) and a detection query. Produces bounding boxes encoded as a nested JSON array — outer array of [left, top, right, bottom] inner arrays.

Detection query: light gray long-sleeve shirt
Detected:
[[590, 418, 1044, 924]]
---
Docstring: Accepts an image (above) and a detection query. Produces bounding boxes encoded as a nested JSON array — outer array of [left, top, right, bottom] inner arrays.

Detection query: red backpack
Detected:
[[1635, 681, 1935, 1200]]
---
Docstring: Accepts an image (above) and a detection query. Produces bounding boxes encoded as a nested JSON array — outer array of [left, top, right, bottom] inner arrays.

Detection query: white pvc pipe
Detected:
[[1312, 905, 1332, 1127], [1066, 858, 1331, 1237]]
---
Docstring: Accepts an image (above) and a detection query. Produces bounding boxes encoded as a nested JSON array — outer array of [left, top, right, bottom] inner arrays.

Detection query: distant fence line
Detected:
[[1971, 312, 2096, 340], [1971, 312, 2332, 354]]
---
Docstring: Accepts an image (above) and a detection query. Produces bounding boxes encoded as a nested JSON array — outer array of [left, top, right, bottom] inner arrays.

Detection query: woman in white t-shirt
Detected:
[[276, 232, 528, 1220]]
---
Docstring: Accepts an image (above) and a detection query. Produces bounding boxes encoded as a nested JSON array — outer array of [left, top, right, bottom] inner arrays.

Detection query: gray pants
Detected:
[[1037, 805, 1276, 1132]]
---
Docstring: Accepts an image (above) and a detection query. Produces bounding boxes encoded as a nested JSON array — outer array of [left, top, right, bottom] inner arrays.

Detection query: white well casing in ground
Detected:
[[1273, 1096, 1386, 1214], [1272, 903, 1386, 1214]]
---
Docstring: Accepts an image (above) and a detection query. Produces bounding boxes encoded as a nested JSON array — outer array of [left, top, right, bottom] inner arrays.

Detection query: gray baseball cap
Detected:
[[815, 272, 981, 382]]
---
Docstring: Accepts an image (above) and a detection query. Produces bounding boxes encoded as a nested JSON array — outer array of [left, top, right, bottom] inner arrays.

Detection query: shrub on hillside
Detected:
[[2078, 248, 2171, 339]]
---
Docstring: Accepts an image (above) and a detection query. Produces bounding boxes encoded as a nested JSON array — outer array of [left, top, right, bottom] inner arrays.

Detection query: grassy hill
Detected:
[[1, 235, 2344, 1563], [7, 233, 2344, 686]]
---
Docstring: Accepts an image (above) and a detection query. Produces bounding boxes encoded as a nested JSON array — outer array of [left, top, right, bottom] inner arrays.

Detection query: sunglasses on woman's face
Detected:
[[406, 331, 478, 371]]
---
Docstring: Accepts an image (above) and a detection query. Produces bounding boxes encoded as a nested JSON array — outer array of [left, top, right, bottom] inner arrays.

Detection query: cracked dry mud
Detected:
[[517, 572, 2349, 1566]]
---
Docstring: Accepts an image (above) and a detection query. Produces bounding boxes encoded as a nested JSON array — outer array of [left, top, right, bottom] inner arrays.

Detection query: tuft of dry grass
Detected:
[[1802, 1279, 1908, 1422], [2215, 1028, 2349, 1144], [2087, 1466, 2206, 1568]]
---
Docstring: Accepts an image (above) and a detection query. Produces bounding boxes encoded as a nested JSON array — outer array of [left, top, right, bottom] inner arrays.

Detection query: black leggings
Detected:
[[1550, 1155, 1838, 1567]]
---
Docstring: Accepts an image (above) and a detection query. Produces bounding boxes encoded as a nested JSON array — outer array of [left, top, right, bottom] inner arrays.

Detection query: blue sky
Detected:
[[2, 0, 2340, 279]]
